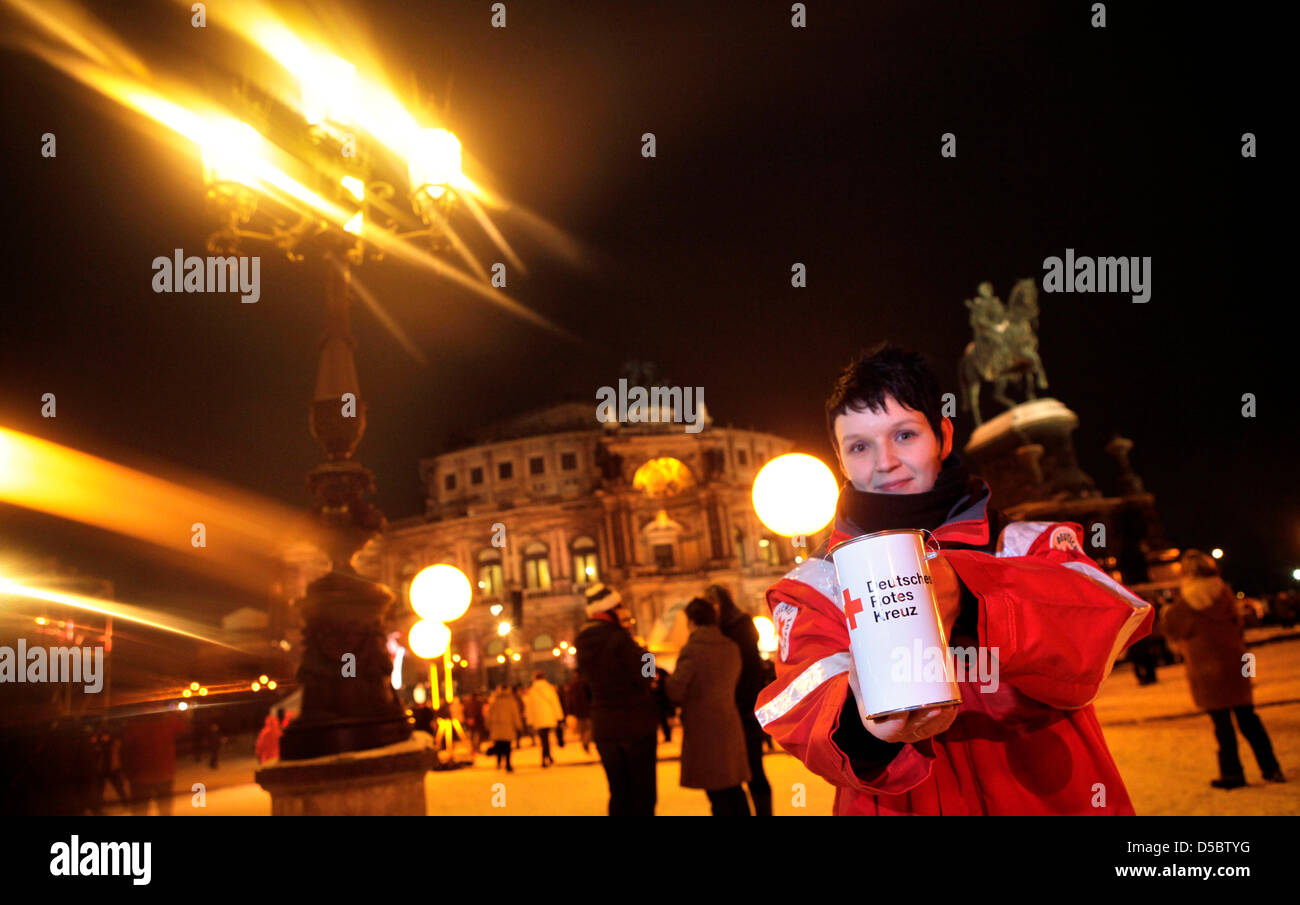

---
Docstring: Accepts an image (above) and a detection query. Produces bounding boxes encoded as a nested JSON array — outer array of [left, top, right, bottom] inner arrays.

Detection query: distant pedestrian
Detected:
[[205, 716, 222, 768], [464, 692, 486, 753], [511, 683, 533, 749], [708, 584, 774, 816], [255, 709, 284, 764], [651, 666, 676, 742], [665, 597, 751, 816], [563, 674, 592, 754], [525, 671, 565, 767], [121, 710, 183, 815], [486, 685, 522, 772], [575, 583, 660, 815], [1162, 550, 1286, 789], [553, 685, 567, 749], [89, 720, 127, 814]]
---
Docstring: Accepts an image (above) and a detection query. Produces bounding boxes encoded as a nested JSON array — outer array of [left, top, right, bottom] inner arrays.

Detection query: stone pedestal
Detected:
[[963, 398, 1098, 508], [256, 736, 435, 816]]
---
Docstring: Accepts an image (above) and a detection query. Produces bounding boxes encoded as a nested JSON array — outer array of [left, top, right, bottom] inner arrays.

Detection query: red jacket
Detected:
[[755, 512, 1154, 815]]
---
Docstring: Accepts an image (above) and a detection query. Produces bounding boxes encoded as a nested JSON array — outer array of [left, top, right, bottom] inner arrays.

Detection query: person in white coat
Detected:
[[525, 671, 565, 767]]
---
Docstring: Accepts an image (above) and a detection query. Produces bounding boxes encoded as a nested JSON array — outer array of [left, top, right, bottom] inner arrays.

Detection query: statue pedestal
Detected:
[[964, 398, 1098, 508], [255, 736, 435, 816]]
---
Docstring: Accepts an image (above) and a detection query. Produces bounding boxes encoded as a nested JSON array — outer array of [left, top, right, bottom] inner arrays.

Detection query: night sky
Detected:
[[0, 0, 1292, 619]]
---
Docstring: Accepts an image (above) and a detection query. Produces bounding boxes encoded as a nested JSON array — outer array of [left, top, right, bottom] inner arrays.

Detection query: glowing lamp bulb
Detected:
[[409, 619, 450, 659], [408, 128, 463, 197], [410, 564, 472, 622], [752, 453, 838, 537]]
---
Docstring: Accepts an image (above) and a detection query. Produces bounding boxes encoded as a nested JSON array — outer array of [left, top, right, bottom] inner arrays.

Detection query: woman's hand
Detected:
[[864, 704, 959, 744]]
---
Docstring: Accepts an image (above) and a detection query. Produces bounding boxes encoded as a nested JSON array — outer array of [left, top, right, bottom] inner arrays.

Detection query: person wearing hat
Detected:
[[1162, 549, 1285, 788], [574, 583, 661, 815]]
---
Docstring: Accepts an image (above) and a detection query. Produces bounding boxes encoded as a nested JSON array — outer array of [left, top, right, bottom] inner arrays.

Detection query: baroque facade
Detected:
[[375, 401, 829, 693]]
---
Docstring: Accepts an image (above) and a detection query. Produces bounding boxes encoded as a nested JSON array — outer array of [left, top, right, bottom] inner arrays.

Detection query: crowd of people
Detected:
[[558, 581, 777, 816], [438, 581, 778, 816]]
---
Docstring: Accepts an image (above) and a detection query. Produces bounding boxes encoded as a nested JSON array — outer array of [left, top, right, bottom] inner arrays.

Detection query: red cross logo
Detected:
[[843, 588, 864, 630]]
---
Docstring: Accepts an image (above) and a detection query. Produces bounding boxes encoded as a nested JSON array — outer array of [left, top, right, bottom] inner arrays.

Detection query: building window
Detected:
[[399, 560, 419, 606], [653, 543, 675, 570], [524, 542, 552, 591], [529, 456, 545, 475], [443, 473, 456, 491], [736, 450, 749, 466], [531, 632, 555, 652], [498, 461, 514, 480], [759, 535, 781, 567], [477, 549, 504, 597], [572, 536, 600, 585], [561, 452, 577, 471], [471, 466, 484, 485]]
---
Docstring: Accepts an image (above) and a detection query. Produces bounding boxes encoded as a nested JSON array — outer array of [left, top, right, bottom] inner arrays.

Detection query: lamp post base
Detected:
[[256, 736, 435, 816], [279, 569, 411, 760]]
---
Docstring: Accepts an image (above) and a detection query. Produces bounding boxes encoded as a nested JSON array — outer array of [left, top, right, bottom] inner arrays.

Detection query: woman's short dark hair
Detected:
[[825, 342, 945, 454], [683, 597, 717, 626]]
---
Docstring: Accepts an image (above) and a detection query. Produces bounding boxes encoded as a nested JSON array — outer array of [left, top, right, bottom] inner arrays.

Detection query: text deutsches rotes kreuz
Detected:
[[842, 573, 933, 628]]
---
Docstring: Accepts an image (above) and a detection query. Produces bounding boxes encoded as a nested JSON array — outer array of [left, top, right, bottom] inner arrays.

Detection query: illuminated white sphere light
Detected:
[[408, 619, 450, 659], [752, 453, 838, 537], [410, 564, 472, 622]]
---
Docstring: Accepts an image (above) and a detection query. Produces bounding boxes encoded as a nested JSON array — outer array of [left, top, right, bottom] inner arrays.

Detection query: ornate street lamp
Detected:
[[194, 56, 491, 761]]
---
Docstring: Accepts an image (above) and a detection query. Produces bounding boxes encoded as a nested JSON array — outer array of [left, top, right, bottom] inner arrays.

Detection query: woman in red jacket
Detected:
[[755, 343, 1153, 815]]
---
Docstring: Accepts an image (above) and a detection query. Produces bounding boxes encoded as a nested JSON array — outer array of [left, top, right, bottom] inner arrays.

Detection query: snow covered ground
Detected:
[[105, 636, 1300, 816]]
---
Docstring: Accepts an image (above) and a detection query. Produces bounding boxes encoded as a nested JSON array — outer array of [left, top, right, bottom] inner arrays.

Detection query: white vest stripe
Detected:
[[754, 651, 852, 728]]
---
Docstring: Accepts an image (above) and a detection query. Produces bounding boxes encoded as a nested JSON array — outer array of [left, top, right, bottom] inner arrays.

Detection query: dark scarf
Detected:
[[836, 452, 986, 536]]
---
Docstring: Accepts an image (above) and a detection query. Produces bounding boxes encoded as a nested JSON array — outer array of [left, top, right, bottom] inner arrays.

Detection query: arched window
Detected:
[[485, 638, 505, 656], [643, 510, 683, 572], [759, 534, 781, 567], [572, 535, 600, 585], [523, 542, 551, 591], [531, 633, 555, 652], [477, 548, 504, 597]]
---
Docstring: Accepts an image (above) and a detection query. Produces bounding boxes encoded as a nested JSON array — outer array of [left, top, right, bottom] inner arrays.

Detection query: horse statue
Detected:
[[957, 278, 1049, 426]]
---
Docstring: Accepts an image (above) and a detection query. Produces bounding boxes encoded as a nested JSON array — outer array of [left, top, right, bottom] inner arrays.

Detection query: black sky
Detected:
[[0, 0, 1293, 616]]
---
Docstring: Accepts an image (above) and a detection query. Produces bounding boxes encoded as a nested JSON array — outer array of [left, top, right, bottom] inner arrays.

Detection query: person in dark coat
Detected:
[[485, 685, 523, 772], [1161, 550, 1285, 788], [665, 597, 752, 815], [651, 667, 676, 742], [708, 584, 774, 816], [574, 583, 660, 815], [463, 692, 486, 753], [563, 673, 592, 753]]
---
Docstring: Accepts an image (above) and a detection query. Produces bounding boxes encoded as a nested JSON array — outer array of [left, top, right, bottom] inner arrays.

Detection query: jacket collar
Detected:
[[824, 477, 995, 552]]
